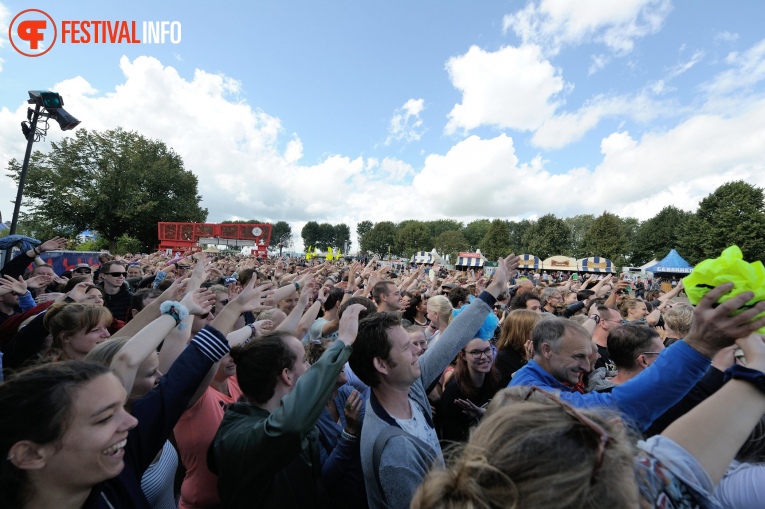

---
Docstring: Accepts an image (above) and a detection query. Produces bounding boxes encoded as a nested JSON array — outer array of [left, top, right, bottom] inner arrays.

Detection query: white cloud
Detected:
[[386, 98, 425, 145], [3, 53, 765, 255], [588, 53, 610, 75], [703, 39, 765, 96], [715, 31, 739, 43], [445, 44, 566, 134], [648, 49, 705, 96], [0, 3, 9, 72], [503, 0, 672, 55]]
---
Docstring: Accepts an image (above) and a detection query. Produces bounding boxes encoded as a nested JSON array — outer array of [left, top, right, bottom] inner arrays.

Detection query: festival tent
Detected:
[[517, 254, 541, 271], [456, 250, 486, 268], [645, 249, 694, 274], [541, 256, 578, 271], [578, 256, 615, 273]]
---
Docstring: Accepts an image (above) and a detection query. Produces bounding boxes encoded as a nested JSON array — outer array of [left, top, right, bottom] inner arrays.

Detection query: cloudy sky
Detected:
[[1, 1, 764, 251]]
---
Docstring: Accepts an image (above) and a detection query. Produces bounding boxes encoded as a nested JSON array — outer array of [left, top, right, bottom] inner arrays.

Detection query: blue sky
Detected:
[[1, 1, 764, 250]]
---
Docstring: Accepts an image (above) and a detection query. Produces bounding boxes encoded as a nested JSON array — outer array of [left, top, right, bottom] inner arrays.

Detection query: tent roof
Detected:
[[645, 249, 693, 274]]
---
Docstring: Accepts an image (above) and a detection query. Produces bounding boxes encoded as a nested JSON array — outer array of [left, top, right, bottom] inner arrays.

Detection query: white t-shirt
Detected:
[[395, 400, 441, 456]]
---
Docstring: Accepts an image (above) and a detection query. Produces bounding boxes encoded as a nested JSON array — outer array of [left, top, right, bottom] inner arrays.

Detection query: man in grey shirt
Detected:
[[349, 254, 520, 509]]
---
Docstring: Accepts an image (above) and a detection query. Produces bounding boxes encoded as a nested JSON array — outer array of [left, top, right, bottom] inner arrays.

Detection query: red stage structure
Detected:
[[157, 222, 272, 256]]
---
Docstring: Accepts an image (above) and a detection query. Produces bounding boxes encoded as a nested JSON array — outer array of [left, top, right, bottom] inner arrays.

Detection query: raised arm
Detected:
[[661, 332, 765, 484]]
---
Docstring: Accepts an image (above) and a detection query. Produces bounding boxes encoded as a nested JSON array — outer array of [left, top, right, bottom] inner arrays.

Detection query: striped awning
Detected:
[[411, 251, 434, 264], [518, 254, 540, 270], [541, 256, 578, 271], [456, 252, 484, 267], [578, 256, 615, 273]]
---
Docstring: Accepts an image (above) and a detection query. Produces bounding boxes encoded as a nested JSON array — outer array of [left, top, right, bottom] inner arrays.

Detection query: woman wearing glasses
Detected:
[[439, 312, 500, 443]]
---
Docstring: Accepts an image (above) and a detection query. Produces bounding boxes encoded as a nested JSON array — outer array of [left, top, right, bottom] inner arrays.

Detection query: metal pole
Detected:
[[10, 104, 41, 235]]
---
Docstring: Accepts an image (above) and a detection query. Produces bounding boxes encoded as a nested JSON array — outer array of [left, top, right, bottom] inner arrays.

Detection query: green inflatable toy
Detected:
[[683, 245, 765, 332]]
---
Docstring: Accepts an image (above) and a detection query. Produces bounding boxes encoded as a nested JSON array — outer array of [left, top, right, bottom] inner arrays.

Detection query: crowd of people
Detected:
[[1, 236, 764, 509]]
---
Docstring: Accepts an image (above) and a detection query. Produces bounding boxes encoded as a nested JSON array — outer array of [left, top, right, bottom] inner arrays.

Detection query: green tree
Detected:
[[581, 212, 628, 265], [334, 223, 351, 251], [361, 221, 397, 258], [271, 221, 292, 248], [462, 219, 491, 251], [427, 219, 463, 240], [521, 214, 571, 259], [7, 128, 207, 251], [356, 220, 374, 254], [317, 223, 336, 248], [397, 221, 431, 258], [301, 221, 321, 248], [564, 214, 595, 258], [631, 206, 691, 265], [679, 181, 765, 264], [507, 219, 534, 254], [434, 230, 469, 262], [479, 219, 511, 260]]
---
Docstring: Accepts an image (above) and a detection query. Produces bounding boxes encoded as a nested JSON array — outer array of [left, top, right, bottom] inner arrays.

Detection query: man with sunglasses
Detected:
[[97, 260, 134, 321]]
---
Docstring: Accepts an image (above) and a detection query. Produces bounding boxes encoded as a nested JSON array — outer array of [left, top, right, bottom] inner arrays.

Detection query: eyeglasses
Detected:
[[523, 386, 612, 484], [465, 346, 493, 359], [74, 268, 92, 274], [639, 351, 661, 357], [104, 271, 127, 277]]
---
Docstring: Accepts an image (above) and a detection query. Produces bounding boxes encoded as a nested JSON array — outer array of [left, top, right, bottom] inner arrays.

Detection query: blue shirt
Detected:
[[510, 340, 711, 431]]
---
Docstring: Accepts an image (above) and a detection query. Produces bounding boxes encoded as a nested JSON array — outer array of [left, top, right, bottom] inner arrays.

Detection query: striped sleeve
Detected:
[[191, 325, 230, 362]]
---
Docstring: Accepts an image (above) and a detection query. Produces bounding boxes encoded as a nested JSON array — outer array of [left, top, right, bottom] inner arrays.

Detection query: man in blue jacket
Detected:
[[510, 283, 765, 431]]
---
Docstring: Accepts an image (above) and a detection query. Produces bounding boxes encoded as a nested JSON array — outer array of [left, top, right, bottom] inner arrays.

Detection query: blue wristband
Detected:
[[159, 301, 189, 326]]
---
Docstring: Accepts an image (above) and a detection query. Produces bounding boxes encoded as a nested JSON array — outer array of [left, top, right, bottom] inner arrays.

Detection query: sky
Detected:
[[1, 1, 764, 252]]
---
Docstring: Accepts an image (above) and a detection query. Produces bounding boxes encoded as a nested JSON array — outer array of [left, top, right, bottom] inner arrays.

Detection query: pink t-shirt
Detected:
[[174, 377, 242, 509]]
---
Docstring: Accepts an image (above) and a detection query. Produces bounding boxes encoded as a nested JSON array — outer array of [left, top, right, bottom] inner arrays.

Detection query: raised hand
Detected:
[[336, 303, 365, 346], [180, 288, 216, 316], [0, 275, 28, 295], [38, 236, 68, 253], [343, 389, 364, 435]]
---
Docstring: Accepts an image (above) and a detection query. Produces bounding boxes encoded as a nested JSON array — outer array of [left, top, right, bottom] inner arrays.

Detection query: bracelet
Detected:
[[345, 290, 354, 295], [341, 429, 358, 442], [33, 246, 40, 255], [294, 282, 300, 292], [723, 364, 765, 394], [159, 301, 189, 326]]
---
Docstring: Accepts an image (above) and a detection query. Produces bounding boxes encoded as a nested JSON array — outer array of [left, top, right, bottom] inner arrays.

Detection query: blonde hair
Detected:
[[412, 402, 638, 509], [496, 310, 540, 353], [427, 295, 454, 326], [85, 337, 130, 366], [662, 304, 693, 337], [617, 298, 642, 319]]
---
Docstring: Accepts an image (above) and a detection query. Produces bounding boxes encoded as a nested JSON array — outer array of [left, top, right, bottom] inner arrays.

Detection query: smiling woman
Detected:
[[0, 361, 137, 509]]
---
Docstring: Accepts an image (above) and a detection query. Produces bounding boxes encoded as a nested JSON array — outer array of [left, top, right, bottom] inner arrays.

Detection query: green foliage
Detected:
[[271, 221, 292, 247], [434, 230, 469, 262], [631, 206, 691, 265], [6, 128, 207, 252], [678, 181, 765, 264], [427, 219, 463, 240], [301, 221, 350, 250], [582, 212, 628, 265], [356, 220, 374, 254], [361, 221, 398, 257], [507, 219, 533, 254], [397, 221, 432, 258], [479, 219, 511, 260], [462, 219, 491, 250], [522, 214, 570, 259], [564, 214, 595, 258]]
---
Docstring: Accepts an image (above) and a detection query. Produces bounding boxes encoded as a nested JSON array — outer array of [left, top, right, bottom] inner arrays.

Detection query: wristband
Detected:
[[345, 290, 354, 295], [33, 246, 40, 255], [341, 429, 358, 442], [159, 301, 189, 326], [294, 282, 300, 292], [723, 364, 765, 394]]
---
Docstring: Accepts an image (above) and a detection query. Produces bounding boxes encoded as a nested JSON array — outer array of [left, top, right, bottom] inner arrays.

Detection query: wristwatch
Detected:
[[724, 364, 765, 394]]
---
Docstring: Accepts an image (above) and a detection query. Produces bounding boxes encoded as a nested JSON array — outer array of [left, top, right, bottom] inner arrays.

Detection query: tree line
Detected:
[[356, 181, 765, 267]]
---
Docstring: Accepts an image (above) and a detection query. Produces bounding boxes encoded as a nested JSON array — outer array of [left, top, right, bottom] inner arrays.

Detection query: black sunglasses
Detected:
[[105, 271, 127, 277], [74, 268, 92, 274]]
